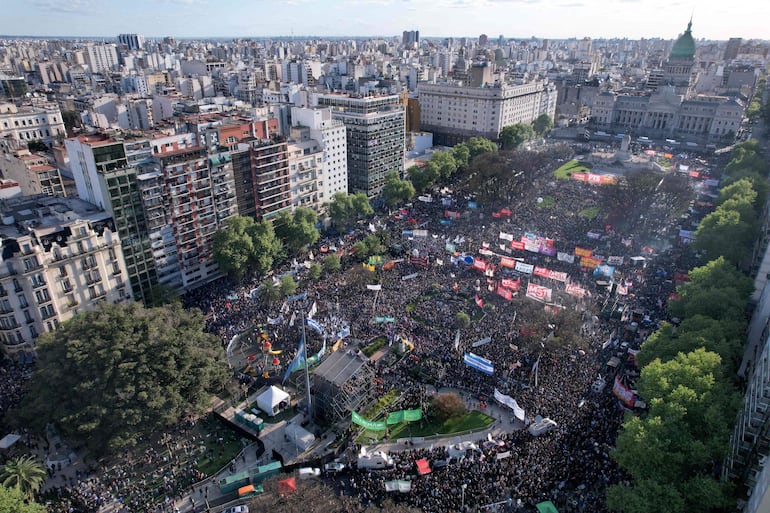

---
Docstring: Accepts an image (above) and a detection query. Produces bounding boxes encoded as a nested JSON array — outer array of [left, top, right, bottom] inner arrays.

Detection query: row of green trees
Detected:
[[693, 141, 769, 268], [745, 75, 767, 121], [396, 136, 497, 202], [606, 143, 767, 513], [607, 257, 748, 513]]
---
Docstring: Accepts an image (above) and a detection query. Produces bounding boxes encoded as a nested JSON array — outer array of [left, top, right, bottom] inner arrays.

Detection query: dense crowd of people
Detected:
[[0, 142, 720, 513]]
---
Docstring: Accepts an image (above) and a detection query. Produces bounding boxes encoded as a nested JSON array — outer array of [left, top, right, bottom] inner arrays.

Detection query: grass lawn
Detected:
[[196, 432, 243, 476], [537, 196, 555, 208], [362, 337, 387, 357], [194, 414, 246, 476], [388, 410, 495, 439], [579, 207, 601, 220], [554, 159, 591, 180]]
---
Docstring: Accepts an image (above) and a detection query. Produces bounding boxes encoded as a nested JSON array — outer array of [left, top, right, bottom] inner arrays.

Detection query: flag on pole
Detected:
[[282, 337, 305, 384], [474, 294, 484, 308]]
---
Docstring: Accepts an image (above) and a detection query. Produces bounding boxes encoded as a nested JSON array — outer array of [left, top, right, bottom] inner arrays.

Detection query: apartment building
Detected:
[[291, 106, 348, 208], [418, 79, 557, 145], [0, 195, 131, 355], [0, 102, 66, 145], [64, 134, 158, 304], [316, 94, 404, 198], [231, 139, 292, 221], [151, 133, 236, 289], [0, 148, 66, 197]]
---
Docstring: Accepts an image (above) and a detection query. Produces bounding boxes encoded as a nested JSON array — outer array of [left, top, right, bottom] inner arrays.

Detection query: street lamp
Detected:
[[461, 483, 468, 512]]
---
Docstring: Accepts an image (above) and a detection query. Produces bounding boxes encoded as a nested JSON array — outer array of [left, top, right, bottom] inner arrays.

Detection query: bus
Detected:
[[218, 470, 251, 494], [251, 461, 282, 484]]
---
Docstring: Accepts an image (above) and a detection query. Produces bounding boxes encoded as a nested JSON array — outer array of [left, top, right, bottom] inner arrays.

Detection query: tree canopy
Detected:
[[500, 123, 535, 150], [0, 485, 46, 513], [465, 137, 498, 159], [273, 207, 320, 256], [0, 456, 45, 499], [23, 302, 228, 455], [327, 192, 372, 230], [213, 215, 284, 278], [381, 172, 416, 206], [609, 349, 739, 513], [533, 114, 553, 136]]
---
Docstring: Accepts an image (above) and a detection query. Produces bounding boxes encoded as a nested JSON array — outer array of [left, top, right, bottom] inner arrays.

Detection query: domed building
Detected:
[[664, 20, 698, 96]]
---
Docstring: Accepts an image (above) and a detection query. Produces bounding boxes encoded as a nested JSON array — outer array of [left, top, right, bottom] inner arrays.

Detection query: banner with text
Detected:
[[526, 282, 553, 303]]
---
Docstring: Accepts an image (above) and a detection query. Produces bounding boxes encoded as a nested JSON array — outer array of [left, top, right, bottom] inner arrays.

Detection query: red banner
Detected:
[[501, 278, 520, 291], [526, 282, 552, 303], [613, 376, 636, 407], [472, 259, 487, 271], [533, 267, 568, 283], [474, 294, 484, 308], [565, 283, 587, 298], [510, 240, 525, 251], [496, 284, 513, 300], [444, 210, 461, 219]]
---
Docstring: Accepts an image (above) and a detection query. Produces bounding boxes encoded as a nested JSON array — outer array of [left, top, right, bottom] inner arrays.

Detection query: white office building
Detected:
[[418, 79, 557, 145], [291, 107, 348, 206]]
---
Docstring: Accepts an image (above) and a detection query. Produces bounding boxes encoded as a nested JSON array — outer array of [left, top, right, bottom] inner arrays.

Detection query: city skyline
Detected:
[[1, 0, 767, 41]]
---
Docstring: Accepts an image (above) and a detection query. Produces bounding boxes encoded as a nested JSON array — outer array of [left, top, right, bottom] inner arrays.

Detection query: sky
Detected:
[[0, 0, 767, 41]]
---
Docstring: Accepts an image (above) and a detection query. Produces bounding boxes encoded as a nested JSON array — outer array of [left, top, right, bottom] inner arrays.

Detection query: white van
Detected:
[[357, 449, 394, 469], [298, 467, 320, 479], [528, 418, 558, 436]]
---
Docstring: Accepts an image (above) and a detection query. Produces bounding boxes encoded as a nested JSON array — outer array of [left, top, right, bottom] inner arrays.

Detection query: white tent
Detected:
[[256, 385, 291, 417]]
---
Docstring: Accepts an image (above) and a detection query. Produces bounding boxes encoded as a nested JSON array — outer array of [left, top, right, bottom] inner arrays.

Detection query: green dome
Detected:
[[670, 21, 695, 59]]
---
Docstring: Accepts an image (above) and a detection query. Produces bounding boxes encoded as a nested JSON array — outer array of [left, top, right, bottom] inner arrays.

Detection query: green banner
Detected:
[[375, 316, 396, 324], [386, 409, 423, 425], [368, 255, 384, 265], [352, 411, 387, 431]]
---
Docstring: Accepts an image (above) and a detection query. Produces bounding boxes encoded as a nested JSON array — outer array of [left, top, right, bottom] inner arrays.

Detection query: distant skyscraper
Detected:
[[117, 33, 145, 51], [402, 30, 420, 46], [479, 34, 488, 47], [724, 38, 742, 61]]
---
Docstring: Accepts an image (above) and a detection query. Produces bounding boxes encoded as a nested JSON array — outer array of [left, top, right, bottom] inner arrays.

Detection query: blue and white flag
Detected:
[[307, 318, 324, 334], [282, 338, 305, 384], [463, 352, 494, 376]]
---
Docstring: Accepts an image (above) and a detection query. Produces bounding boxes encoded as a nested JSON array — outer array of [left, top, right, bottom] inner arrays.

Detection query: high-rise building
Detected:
[[479, 34, 489, 47], [0, 195, 132, 355], [291, 107, 348, 207], [402, 30, 420, 46], [150, 133, 236, 289], [117, 33, 145, 51], [84, 43, 119, 73], [65, 134, 158, 304], [316, 94, 405, 198], [231, 139, 292, 221], [725, 38, 742, 61]]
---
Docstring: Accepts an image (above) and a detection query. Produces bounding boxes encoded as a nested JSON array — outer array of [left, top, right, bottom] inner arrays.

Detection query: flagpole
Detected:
[[301, 308, 312, 418]]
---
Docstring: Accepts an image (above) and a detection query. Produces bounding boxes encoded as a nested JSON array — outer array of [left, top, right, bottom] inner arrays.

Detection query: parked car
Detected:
[[298, 467, 321, 479], [224, 506, 249, 513], [323, 462, 346, 474]]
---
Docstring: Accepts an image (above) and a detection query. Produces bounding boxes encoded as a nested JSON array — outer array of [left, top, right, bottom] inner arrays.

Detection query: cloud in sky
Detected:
[[1, 0, 766, 40]]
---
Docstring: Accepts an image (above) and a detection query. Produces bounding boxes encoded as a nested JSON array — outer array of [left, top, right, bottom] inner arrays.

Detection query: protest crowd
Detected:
[[0, 142, 719, 513]]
